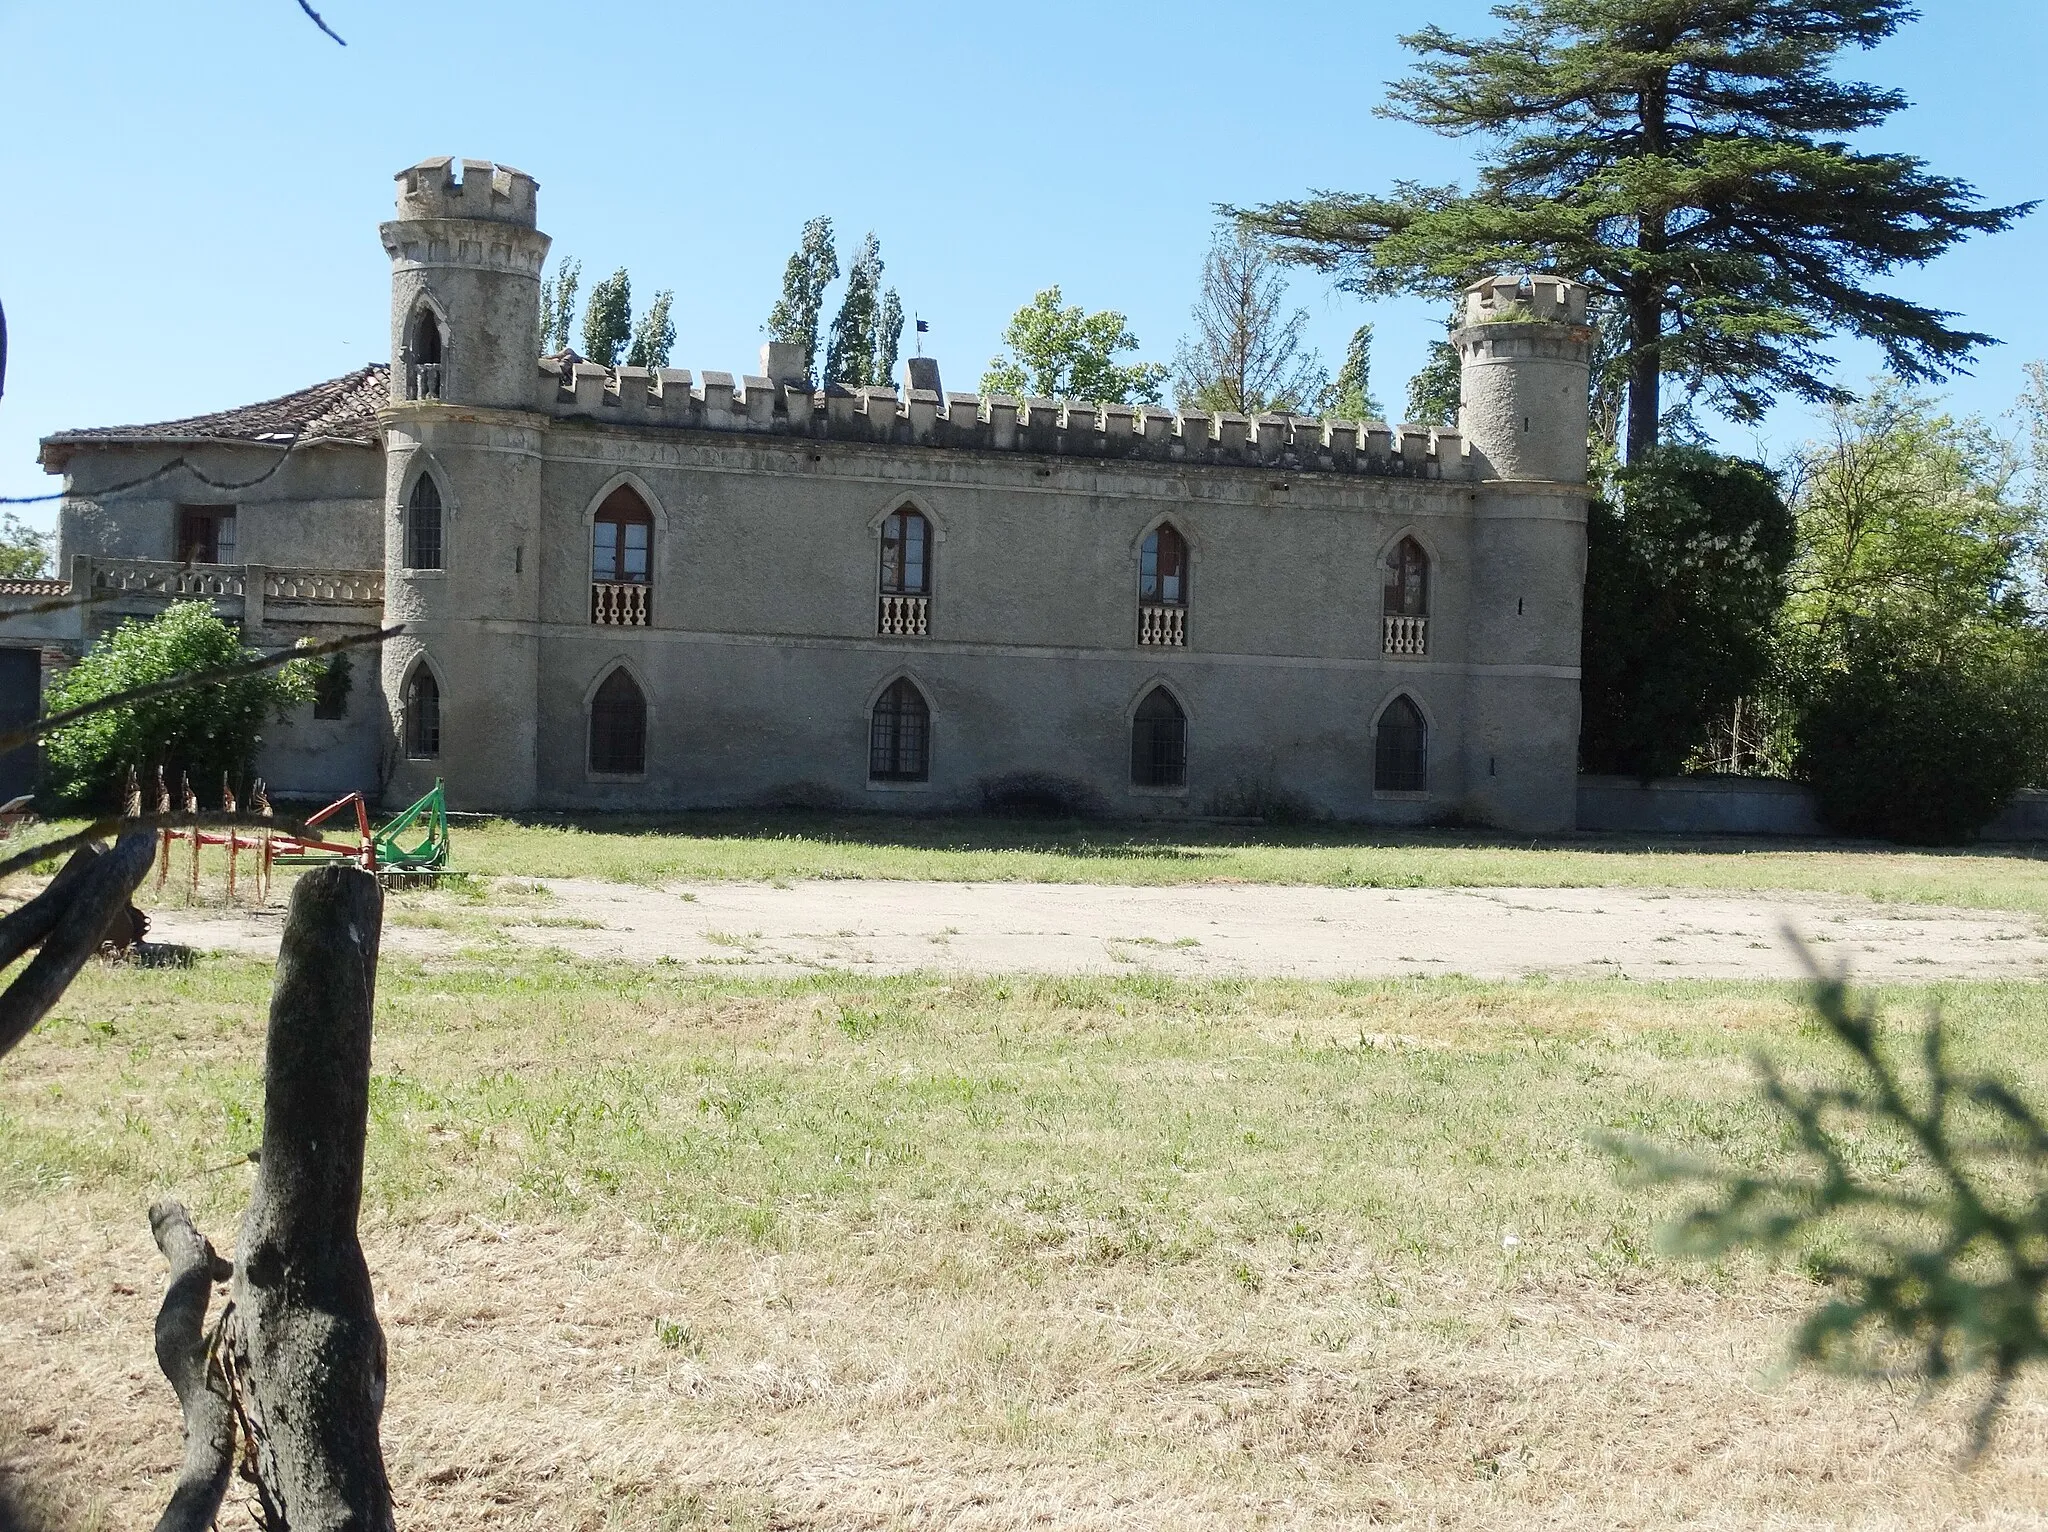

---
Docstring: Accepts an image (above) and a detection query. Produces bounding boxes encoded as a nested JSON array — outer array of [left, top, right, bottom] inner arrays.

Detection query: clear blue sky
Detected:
[[2, 0, 2042, 526]]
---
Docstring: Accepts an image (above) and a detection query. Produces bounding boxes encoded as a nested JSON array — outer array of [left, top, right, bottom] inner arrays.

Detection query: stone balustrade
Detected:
[[1139, 603, 1186, 648], [877, 593, 929, 637], [91, 560, 246, 598], [1383, 614, 1429, 656], [264, 568, 385, 604], [592, 581, 650, 627]]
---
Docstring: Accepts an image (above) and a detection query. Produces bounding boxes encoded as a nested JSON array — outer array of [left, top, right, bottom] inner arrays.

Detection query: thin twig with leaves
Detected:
[[1615, 945, 2048, 1451]]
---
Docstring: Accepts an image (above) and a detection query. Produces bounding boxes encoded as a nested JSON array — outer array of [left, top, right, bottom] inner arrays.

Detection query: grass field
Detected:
[[435, 813, 2048, 921], [6, 940, 2048, 1528]]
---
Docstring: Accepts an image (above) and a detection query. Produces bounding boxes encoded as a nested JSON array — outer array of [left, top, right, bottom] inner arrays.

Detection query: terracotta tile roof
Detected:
[[40, 364, 388, 466], [0, 580, 67, 596]]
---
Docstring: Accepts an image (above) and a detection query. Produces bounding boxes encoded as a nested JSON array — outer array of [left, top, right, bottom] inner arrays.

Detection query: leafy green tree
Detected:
[[825, 234, 884, 386], [1238, 2, 2031, 462], [874, 287, 904, 390], [538, 256, 580, 355], [1780, 382, 2048, 839], [43, 602, 318, 808], [1319, 323, 1381, 420], [0, 513, 51, 579], [625, 288, 675, 370], [1404, 311, 1461, 427], [1172, 224, 1326, 415], [580, 267, 633, 368], [764, 216, 839, 384], [981, 287, 1168, 404], [1581, 448, 1796, 777]]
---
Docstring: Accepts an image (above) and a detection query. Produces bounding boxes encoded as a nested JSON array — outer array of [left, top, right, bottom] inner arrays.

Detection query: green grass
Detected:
[[433, 811, 2048, 919]]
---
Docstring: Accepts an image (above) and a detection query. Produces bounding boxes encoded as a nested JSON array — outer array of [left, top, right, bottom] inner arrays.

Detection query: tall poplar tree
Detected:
[[1239, 3, 2031, 462], [764, 216, 839, 384], [581, 268, 633, 368], [625, 289, 675, 370], [538, 256, 580, 355], [825, 234, 884, 385], [874, 288, 905, 390]]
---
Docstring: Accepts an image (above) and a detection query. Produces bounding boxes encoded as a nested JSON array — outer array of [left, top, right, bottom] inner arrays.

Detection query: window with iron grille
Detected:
[[404, 666, 441, 758], [1130, 686, 1187, 788], [589, 668, 648, 775], [869, 678, 930, 782], [1375, 695, 1427, 792], [406, 475, 443, 570], [177, 506, 236, 565]]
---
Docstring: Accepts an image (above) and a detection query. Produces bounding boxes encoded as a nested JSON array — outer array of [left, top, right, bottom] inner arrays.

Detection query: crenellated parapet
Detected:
[[530, 358, 1470, 480], [392, 157, 539, 228]]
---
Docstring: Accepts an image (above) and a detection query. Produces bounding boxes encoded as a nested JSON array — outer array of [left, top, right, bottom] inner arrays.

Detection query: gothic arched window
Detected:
[[1375, 695, 1427, 792], [591, 487, 654, 626], [1138, 523, 1188, 647], [588, 668, 647, 775], [869, 678, 930, 782], [405, 475, 443, 571], [408, 306, 445, 399], [404, 665, 441, 759], [1383, 536, 1429, 655], [1130, 686, 1187, 788]]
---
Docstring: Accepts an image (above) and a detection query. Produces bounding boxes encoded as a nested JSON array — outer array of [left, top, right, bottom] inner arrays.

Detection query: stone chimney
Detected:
[[905, 356, 942, 396], [760, 341, 808, 388]]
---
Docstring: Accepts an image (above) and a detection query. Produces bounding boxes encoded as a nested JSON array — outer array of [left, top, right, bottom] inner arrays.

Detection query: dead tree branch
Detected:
[[229, 865, 393, 1529], [0, 832, 155, 1058], [146, 1201, 235, 1532]]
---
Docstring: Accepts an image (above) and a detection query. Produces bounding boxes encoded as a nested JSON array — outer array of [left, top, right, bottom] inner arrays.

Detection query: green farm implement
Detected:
[[268, 781, 452, 882]]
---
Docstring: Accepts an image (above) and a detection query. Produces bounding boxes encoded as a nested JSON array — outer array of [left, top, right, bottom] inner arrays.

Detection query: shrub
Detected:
[[1795, 623, 2048, 843], [43, 601, 318, 808]]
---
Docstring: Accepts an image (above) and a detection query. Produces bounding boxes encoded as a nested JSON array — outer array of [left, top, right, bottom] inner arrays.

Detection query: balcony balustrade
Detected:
[[1138, 603, 1186, 648], [1384, 614, 1428, 656], [592, 581, 650, 627], [410, 362, 443, 400], [878, 593, 929, 637]]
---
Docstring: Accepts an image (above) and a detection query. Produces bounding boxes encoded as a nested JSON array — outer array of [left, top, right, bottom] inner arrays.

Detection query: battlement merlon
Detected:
[[1461, 272, 1588, 327], [393, 157, 539, 229]]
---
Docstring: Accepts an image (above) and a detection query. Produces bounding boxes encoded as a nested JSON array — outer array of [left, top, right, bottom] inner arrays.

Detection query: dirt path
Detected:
[[144, 877, 2048, 981]]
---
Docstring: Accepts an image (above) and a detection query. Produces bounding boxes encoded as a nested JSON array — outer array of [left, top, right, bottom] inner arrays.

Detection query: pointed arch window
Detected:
[[1375, 695, 1427, 793], [407, 306, 445, 400], [404, 665, 441, 759], [592, 487, 653, 627], [869, 678, 930, 782], [405, 475, 443, 571], [589, 668, 647, 776], [1383, 536, 1429, 656], [877, 507, 931, 637], [1131, 686, 1187, 788], [1139, 523, 1188, 647]]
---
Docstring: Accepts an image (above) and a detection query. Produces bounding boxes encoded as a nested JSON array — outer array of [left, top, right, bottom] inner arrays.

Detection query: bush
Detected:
[[43, 601, 318, 809], [1795, 624, 2048, 843], [1580, 447, 1794, 777]]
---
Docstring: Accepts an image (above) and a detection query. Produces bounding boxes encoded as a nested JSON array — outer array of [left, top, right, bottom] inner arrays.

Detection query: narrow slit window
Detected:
[[869, 678, 930, 782], [1130, 687, 1187, 788]]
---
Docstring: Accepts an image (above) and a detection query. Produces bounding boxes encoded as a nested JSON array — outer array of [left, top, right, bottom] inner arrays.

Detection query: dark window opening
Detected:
[[178, 506, 236, 565], [410, 308, 445, 399], [589, 668, 648, 775], [312, 652, 352, 720], [1375, 695, 1427, 792], [869, 678, 930, 782], [1140, 524, 1187, 606], [592, 487, 654, 585], [1130, 686, 1187, 788], [879, 509, 930, 595], [406, 475, 444, 570], [1384, 537, 1428, 618], [404, 666, 441, 758]]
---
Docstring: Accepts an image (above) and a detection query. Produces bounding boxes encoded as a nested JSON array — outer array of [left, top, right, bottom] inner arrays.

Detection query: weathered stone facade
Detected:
[[28, 156, 1594, 830]]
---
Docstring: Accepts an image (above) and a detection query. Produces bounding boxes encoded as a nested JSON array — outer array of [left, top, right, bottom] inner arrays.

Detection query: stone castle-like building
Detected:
[[22, 157, 1594, 830]]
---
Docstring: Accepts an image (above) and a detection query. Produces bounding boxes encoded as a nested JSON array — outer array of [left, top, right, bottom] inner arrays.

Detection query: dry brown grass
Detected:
[[7, 954, 2048, 1528]]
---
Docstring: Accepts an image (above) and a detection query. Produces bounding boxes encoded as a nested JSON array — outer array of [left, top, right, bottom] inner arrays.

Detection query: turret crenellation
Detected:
[[393, 156, 539, 229]]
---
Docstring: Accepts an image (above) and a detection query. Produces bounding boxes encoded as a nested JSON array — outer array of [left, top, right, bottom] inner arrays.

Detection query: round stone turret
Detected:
[[380, 157, 551, 411], [1453, 274, 1594, 485]]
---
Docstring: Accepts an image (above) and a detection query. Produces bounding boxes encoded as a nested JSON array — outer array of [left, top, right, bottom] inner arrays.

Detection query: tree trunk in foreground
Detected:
[[146, 1202, 235, 1532], [228, 864, 393, 1531]]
